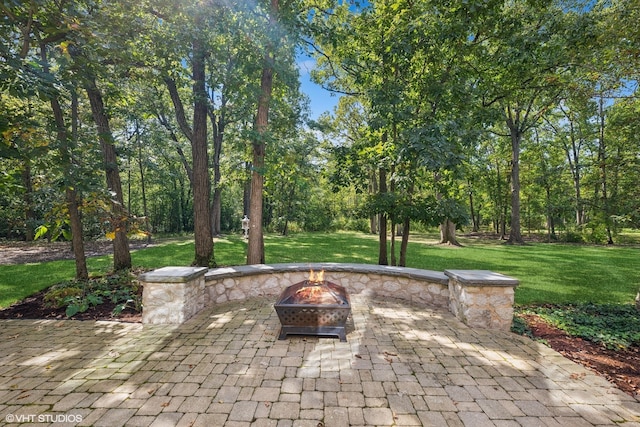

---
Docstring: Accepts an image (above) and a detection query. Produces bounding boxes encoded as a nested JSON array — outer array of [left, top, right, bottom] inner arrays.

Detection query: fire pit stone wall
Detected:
[[139, 263, 519, 331], [204, 264, 451, 309]]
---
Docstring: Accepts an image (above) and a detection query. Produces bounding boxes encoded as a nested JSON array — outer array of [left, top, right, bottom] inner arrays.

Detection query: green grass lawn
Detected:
[[1, 231, 638, 308]]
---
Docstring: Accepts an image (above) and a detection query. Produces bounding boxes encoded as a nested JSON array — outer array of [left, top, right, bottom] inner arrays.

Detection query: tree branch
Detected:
[[163, 76, 193, 143]]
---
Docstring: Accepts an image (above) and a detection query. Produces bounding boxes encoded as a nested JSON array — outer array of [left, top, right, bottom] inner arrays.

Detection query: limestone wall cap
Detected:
[[205, 263, 448, 284], [139, 266, 208, 283], [445, 269, 519, 287]]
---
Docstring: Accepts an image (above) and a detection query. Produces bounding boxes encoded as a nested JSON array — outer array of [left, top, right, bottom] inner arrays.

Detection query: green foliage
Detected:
[[510, 315, 536, 340], [560, 230, 585, 243], [43, 286, 84, 308], [584, 221, 610, 244], [516, 303, 640, 350], [332, 217, 370, 234], [42, 270, 142, 318], [34, 220, 71, 242]]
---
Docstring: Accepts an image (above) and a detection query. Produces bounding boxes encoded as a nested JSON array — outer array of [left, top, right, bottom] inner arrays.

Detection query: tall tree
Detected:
[[309, 0, 484, 260], [84, 77, 132, 270], [191, 32, 213, 266], [62, 1, 139, 270], [247, 0, 281, 264], [150, 0, 215, 266], [41, 43, 89, 279], [2, 1, 89, 278], [478, 2, 580, 244]]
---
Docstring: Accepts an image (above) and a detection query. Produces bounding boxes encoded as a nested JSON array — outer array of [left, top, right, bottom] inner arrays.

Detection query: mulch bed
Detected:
[[519, 314, 640, 399], [0, 288, 142, 323]]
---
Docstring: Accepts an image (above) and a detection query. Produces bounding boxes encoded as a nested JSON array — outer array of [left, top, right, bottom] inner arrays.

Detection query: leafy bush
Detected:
[[44, 287, 84, 308], [43, 270, 142, 318], [510, 315, 533, 338], [515, 303, 640, 350], [334, 217, 370, 233], [561, 230, 584, 243]]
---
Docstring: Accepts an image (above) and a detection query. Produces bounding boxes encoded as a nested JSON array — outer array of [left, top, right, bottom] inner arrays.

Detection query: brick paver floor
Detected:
[[1, 295, 639, 426]]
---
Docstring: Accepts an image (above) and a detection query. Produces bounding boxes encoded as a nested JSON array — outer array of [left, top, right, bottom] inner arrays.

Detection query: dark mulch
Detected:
[[0, 288, 142, 323], [519, 313, 640, 399]]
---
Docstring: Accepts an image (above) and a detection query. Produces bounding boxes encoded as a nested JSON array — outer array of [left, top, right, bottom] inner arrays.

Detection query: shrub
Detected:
[[561, 230, 584, 243], [43, 270, 142, 318], [44, 286, 84, 308]]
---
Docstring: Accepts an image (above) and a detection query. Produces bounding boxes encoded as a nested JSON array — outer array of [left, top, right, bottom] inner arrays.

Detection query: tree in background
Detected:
[[147, 0, 219, 267], [476, 1, 589, 244], [247, 0, 301, 264], [1, 1, 90, 279]]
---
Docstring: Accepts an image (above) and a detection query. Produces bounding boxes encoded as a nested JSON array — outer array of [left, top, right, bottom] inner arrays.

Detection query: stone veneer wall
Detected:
[[139, 263, 519, 331], [204, 263, 450, 309], [446, 270, 520, 331], [140, 266, 207, 325]]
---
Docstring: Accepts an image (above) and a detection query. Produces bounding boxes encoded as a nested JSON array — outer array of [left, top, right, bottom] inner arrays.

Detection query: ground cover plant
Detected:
[[43, 269, 142, 318], [512, 303, 640, 350]]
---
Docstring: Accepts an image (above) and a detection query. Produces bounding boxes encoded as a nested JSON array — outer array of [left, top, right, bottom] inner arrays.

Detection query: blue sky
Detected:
[[297, 54, 341, 120]]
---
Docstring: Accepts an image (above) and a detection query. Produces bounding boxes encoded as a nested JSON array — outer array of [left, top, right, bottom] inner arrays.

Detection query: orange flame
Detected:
[[308, 269, 325, 283]]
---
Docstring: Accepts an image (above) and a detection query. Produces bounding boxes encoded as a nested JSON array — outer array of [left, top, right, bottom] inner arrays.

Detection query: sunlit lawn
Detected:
[[1, 231, 638, 308]]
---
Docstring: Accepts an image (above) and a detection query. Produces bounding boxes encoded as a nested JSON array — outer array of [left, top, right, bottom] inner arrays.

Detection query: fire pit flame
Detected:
[[308, 268, 324, 283]]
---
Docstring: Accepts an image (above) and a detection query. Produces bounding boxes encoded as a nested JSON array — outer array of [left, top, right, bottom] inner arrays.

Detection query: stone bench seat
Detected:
[[205, 262, 448, 283], [140, 263, 518, 332]]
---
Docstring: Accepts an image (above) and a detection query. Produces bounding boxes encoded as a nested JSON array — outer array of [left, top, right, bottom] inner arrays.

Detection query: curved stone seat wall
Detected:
[[204, 263, 450, 309], [139, 263, 519, 331]]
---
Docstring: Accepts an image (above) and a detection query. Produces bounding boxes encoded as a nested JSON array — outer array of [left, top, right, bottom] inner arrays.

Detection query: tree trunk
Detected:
[[468, 180, 479, 232], [378, 167, 388, 265], [566, 115, 585, 227], [85, 78, 131, 270], [506, 121, 524, 244], [208, 103, 225, 236], [57, 115, 88, 279], [247, 0, 277, 264], [598, 96, 614, 245], [191, 37, 214, 266], [390, 218, 396, 266], [369, 170, 378, 234], [40, 43, 88, 280], [247, 139, 266, 264], [136, 122, 152, 244], [399, 217, 410, 267], [243, 162, 251, 216], [21, 160, 35, 241], [439, 218, 460, 246]]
